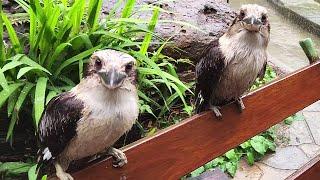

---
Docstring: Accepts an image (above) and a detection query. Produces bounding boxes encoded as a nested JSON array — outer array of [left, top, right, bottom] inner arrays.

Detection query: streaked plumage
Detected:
[[37, 49, 139, 180], [195, 4, 270, 116]]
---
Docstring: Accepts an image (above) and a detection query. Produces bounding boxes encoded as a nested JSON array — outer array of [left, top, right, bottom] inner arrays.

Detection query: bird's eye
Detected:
[[125, 62, 133, 72], [239, 10, 245, 19], [261, 14, 267, 22], [95, 58, 102, 69]]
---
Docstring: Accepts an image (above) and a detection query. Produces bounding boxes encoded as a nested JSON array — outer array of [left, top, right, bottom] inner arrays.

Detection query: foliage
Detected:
[[0, 162, 33, 179], [284, 113, 304, 125], [0, 0, 190, 142], [1, 0, 191, 179]]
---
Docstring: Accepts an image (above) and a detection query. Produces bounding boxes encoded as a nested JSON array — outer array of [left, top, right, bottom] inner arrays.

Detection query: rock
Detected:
[[304, 112, 320, 145], [234, 160, 262, 180], [288, 120, 313, 145], [303, 100, 320, 112], [263, 146, 309, 170], [188, 168, 230, 180], [102, 0, 236, 63], [255, 162, 295, 180], [299, 144, 320, 158]]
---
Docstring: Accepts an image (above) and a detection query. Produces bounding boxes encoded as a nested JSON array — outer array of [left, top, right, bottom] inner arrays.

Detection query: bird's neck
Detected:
[[219, 30, 268, 63]]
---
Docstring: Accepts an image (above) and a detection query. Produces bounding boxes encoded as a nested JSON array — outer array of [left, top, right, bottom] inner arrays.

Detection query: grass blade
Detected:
[[140, 7, 159, 55], [0, 68, 9, 91], [46, 90, 57, 105], [1, 13, 23, 53], [34, 77, 47, 126], [54, 45, 102, 77], [87, 0, 103, 32], [0, 0, 5, 62], [6, 83, 34, 140], [0, 83, 24, 109]]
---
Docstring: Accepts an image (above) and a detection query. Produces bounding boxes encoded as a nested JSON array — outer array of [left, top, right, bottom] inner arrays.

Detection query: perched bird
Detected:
[[37, 49, 139, 180], [195, 4, 270, 117]]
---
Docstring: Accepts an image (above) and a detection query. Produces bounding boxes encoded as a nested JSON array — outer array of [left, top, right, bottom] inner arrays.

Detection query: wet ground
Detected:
[[230, 0, 320, 71]]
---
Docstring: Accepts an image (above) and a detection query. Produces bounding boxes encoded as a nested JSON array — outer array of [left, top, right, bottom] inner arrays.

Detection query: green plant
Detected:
[[0, 0, 190, 142]]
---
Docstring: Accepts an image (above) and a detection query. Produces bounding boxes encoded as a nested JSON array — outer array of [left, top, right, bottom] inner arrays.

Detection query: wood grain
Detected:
[[73, 61, 320, 180], [286, 155, 320, 180]]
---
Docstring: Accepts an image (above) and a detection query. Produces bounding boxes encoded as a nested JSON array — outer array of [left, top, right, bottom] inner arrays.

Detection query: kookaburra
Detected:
[[37, 50, 139, 180], [195, 4, 270, 117]]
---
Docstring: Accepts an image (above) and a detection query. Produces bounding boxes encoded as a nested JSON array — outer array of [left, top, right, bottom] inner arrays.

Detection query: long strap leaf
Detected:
[[34, 77, 47, 126], [0, 0, 5, 62], [1, 13, 23, 53], [0, 83, 24, 109], [6, 83, 34, 140]]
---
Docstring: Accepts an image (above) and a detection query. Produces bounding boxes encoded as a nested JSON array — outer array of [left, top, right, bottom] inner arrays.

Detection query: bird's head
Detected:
[[86, 49, 137, 90], [228, 4, 270, 37], [237, 4, 269, 32]]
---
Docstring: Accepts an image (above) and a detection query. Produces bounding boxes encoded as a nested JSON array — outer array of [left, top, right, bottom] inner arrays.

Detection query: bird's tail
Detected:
[[36, 147, 54, 179]]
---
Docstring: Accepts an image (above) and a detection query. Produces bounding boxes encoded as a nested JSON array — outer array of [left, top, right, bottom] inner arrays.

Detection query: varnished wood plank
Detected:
[[286, 155, 320, 180], [73, 61, 320, 180]]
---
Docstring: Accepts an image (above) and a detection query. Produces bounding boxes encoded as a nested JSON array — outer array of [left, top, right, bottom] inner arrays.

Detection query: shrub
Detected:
[[0, 0, 190, 143]]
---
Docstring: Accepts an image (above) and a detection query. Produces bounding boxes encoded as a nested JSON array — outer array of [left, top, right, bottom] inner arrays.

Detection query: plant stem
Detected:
[[299, 38, 319, 64]]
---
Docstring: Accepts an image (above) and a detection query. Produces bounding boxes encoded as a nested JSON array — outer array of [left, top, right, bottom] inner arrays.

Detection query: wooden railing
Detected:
[[73, 60, 320, 179]]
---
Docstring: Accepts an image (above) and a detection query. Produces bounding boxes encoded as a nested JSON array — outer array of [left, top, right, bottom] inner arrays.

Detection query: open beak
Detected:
[[242, 16, 262, 32], [98, 68, 127, 89]]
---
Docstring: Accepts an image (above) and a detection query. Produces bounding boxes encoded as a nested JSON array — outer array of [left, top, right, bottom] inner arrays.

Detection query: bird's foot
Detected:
[[55, 163, 73, 180], [107, 147, 128, 168], [209, 105, 222, 118], [236, 97, 245, 112]]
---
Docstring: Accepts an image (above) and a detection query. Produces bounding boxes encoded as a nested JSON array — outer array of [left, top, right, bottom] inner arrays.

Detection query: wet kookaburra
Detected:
[[195, 4, 270, 117], [37, 50, 139, 179]]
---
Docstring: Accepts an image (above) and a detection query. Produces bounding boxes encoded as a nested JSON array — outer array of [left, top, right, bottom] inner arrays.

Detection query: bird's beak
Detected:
[[98, 68, 127, 89], [242, 16, 262, 32]]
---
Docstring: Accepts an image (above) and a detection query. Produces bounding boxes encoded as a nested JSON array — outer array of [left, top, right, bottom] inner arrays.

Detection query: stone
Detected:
[[288, 120, 313, 145], [303, 100, 320, 112], [234, 160, 262, 180], [299, 144, 320, 158], [255, 162, 296, 180], [262, 146, 309, 170], [304, 112, 320, 145], [188, 168, 230, 180], [102, 0, 236, 63]]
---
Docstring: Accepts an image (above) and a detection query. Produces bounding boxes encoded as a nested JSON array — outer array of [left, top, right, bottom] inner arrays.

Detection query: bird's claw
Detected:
[[209, 105, 222, 118], [107, 147, 128, 168], [236, 98, 245, 112]]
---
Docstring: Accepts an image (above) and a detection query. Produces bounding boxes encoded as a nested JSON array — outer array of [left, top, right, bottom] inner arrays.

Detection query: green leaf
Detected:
[[6, 83, 34, 140], [34, 77, 48, 126], [17, 67, 38, 79], [0, 162, 33, 177], [0, 1, 5, 62], [87, 0, 103, 31], [140, 7, 159, 55], [250, 136, 267, 155], [7, 89, 19, 117], [0, 68, 9, 91], [1, 13, 23, 53], [28, 164, 37, 180], [190, 166, 205, 177], [54, 45, 102, 77], [0, 83, 24, 109], [46, 90, 58, 105], [225, 149, 237, 161], [246, 151, 255, 166], [225, 162, 237, 177], [240, 141, 251, 149], [2, 61, 24, 72]]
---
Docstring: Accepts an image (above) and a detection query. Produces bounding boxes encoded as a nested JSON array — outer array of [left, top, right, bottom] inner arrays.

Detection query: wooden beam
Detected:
[[73, 61, 320, 180], [286, 155, 320, 180]]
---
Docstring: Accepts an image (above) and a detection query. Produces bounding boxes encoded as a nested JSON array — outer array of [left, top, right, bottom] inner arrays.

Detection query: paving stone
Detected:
[[304, 112, 320, 145], [288, 120, 313, 145], [256, 162, 296, 180], [262, 146, 309, 170], [234, 160, 262, 180], [303, 100, 320, 112], [299, 144, 320, 158]]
